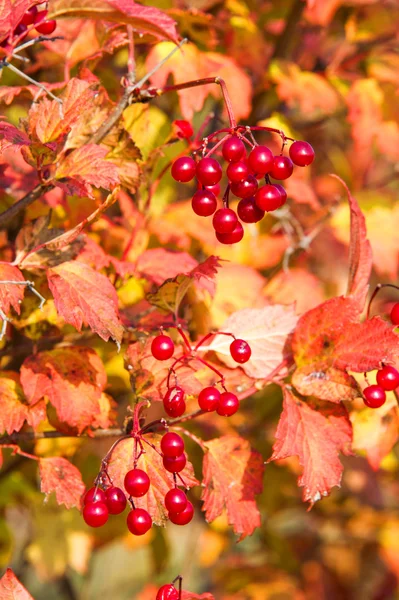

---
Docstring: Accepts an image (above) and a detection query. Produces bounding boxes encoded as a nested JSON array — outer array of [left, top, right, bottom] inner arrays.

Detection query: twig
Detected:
[[0, 184, 49, 230], [0, 428, 125, 445], [3, 62, 63, 114]]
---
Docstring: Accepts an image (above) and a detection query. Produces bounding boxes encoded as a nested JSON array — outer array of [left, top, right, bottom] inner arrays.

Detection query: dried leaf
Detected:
[[47, 261, 124, 345], [268, 387, 353, 505], [39, 456, 85, 508], [292, 365, 360, 402], [201, 435, 264, 540], [0, 568, 34, 600]]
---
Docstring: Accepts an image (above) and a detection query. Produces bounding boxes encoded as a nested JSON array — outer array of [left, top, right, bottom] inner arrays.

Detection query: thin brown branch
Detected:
[[0, 183, 50, 230], [0, 428, 125, 445], [272, 0, 305, 60]]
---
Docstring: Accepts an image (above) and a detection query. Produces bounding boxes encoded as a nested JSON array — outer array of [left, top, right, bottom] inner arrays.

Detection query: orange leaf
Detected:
[[264, 268, 325, 315], [0, 374, 28, 435], [0, 568, 34, 600], [201, 435, 264, 540], [47, 261, 124, 346], [268, 387, 353, 505], [107, 434, 198, 525], [39, 456, 85, 508], [292, 365, 360, 402], [208, 305, 298, 379], [20, 347, 107, 433], [137, 248, 198, 286], [0, 262, 25, 315]]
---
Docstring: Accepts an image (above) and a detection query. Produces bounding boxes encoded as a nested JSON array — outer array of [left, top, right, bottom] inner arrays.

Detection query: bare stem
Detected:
[[0, 184, 49, 230]]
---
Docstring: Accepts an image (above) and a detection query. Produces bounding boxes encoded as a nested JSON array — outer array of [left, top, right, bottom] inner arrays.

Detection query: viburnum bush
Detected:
[[0, 0, 399, 598]]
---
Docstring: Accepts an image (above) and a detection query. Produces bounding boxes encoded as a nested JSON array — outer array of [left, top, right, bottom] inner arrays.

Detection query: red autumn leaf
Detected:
[[0, 121, 31, 152], [39, 456, 86, 508], [136, 248, 198, 286], [331, 175, 372, 308], [0, 262, 25, 315], [264, 268, 325, 314], [201, 435, 264, 540], [125, 338, 203, 401], [207, 305, 298, 379], [0, 373, 28, 435], [107, 434, 198, 525], [293, 296, 399, 372], [28, 78, 96, 144], [48, 0, 179, 43], [0, 0, 31, 42], [292, 365, 361, 402], [268, 387, 353, 505], [47, 261, 124, 346], [20, 347, 107, 433], [55, 144, 120, 198], [0, 568, 34, 600]]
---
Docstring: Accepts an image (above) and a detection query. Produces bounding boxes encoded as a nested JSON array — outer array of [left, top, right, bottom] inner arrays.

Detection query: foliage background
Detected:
[[0, 0, 399, 598]]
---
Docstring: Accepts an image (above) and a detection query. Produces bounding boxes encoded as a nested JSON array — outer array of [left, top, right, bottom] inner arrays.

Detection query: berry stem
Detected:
[[176, 325, 192, 352], [172, 426, 206, 450], [366, 283, 399, 319], [203, 133, 230, 159]]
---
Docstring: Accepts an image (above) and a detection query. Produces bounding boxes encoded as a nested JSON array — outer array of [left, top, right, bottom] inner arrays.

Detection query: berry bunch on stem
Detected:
[[0, 3, 56, 50]]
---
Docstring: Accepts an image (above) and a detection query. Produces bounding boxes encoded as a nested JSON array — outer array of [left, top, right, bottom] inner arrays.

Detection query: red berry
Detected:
[[226, 161, 249, 183], [222, 136, 246, 162], [83, 502, 109, 527], [216, 221, 244, 245], [164, 488, 187, 514], [376, 365, 399, 391], [204, 183, 221, 196], [270, 156, 294, 180], [248, 145, 273, 175], [163, 386, 186, 418], [21, 6, 38, 26], [163, 453, 187, 473], [237, 197, 264, 223], [84, 487, 106, 505], [273, 184, 287, 206], [255, 184, 285, 212], [217, 391, 239, 416], [124, 468, 150, 497], [363, 385, 386, 408], [34, 9, 48, 23], [169, 500, 194, 525], [105, 486, 127, 515], [13, 23, 28, 37], [289, 141, 315, 167], [230, 174, 258, 199], [161, 432, 185, 457], [391, 303, 399, 325], [151, 334, 174, 361], [35, 19, 57, 34], [171, 156, 196, 183], [230, 339, 251, 363], [198, 386, 220, 412], [212, 208, 238, 234], [196, 157, 222, 186], [191, 189, 217, 217], [156, 584, 179, 600], [127, 508, 152, 535], [173, 119, 193, 139]]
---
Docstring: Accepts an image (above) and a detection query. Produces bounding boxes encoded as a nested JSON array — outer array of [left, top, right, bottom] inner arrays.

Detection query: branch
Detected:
[[272, 0, 305, 60], [0, 183, 50, 230], [0, 428, 125, 445]]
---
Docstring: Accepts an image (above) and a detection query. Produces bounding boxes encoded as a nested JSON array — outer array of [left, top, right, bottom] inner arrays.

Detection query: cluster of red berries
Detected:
[[1, 5, 56, 48], [151, 332, 251, 418], [171, 131, 314, 244], [82, 432, 193, 533], [363, 364, 399, 409]]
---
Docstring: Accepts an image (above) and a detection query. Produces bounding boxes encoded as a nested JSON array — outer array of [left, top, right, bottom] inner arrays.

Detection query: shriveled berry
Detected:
[[237, 197, 264, 223], [127, 508, 152, 535], [289, 141, 315, 167], [192, 189, 217, 217], [196, 157, 222, 186], [173, 120, 193, 139], [35, 19, 57, 34], [156, 584, 179, 600], [163, 386, 186, 418], [163, 453, 186, 473], [13, 23, 27, 37], [222, 136, 246, 162], [161, 432, 184, 457], [212, 208, 238, 234], [105, 486, 127, 515], [363, 385, 386, 408], [124, 468, 150, 497], [21, 6, 38, 26], [217, 391, 239, 416], [248, 145, 273, 175], [198, 386, 220, 412], [230, 174, 258, 199], [151, 334, 174, 361], [376, 365, 399, 391], [169, 500, 194, 525], [270, 156, 294, 180], [83, 502, 109, 527], [230, 339, 251, 363], [226, 161, 249, 183], [216, 222, 244, 245], [391, 303, 399, 325], [255, 184, 284, 211], [84, 487, 106, 505], [165, 488, 187, 514], [171, 156, 196, 182]]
